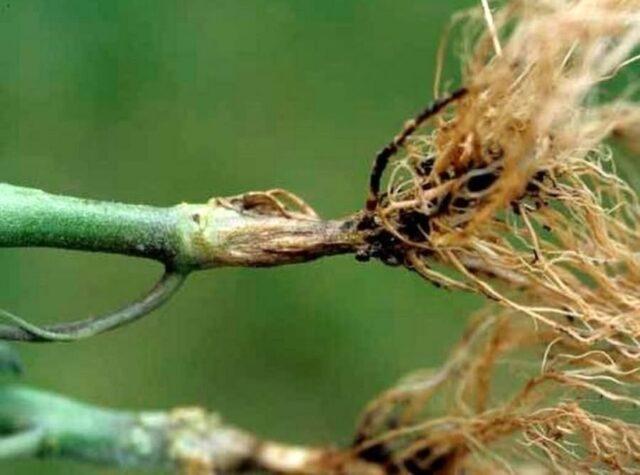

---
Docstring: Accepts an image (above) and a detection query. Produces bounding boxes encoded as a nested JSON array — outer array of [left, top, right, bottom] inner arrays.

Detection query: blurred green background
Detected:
[[0, 1, 480, 473]]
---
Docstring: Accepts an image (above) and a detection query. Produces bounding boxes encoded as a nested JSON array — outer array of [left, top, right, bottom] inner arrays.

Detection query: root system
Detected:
[[354, 1, 640, 472]]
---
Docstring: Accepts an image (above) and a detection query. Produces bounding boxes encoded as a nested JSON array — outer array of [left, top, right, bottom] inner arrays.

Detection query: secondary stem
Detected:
[[0, 385, 373, 474]]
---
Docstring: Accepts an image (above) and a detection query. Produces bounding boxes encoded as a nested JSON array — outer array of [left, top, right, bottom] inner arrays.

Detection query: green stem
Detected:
[[0, 385, 338, 473], [0, 385, 184, 470], [0, 428, 43, 459], [0, 184, 180, 264]]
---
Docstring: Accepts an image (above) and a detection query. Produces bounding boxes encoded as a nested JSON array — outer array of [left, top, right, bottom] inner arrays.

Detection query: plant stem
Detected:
[[0, 183, 363, 272], [0, 183, 366, 342], [0, 184, 180, 264], [0, 385, 376, 474]]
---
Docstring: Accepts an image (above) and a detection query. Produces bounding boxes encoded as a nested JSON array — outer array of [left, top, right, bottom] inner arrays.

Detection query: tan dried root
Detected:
[[354, 0, 640, 472], [372, 0, 640, 353], [355, 309, 640, 473]]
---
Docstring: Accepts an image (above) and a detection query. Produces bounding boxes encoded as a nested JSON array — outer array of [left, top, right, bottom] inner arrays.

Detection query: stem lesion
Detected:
[[178, 192, 363, 269]]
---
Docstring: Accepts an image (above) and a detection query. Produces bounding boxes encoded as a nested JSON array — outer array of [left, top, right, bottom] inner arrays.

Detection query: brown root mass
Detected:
[[354, 1, 640, 473]]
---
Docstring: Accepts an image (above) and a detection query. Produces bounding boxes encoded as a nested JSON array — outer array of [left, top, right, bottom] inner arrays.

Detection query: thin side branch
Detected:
[[0, 270, 186, 342]]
